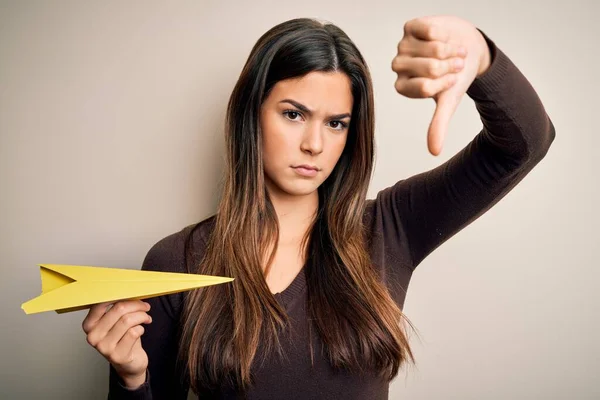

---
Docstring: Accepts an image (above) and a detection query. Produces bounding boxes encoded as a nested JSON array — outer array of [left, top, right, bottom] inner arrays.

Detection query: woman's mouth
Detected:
[[292, 165, 319, 177]]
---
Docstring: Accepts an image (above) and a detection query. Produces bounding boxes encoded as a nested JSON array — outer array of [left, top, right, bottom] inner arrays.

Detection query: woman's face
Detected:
[[260, 71, 353, 198]]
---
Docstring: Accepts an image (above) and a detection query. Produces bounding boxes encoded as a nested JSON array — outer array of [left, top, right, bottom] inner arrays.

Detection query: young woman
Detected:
[[82, 15, 555, 399]]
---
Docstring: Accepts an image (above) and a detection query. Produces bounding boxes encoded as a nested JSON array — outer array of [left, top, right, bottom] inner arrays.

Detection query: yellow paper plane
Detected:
[[21, 264, 234, 314]]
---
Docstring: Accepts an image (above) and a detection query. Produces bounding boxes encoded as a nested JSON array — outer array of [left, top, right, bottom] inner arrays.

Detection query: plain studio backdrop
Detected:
[[1, 1, 597, 399]]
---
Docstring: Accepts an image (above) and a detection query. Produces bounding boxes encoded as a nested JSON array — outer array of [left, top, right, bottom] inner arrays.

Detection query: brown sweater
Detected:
[[108, 30, 555, 399]]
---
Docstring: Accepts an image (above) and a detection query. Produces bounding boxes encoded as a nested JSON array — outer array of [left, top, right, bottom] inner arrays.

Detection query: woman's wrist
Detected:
[[121, 370, 147, 390]]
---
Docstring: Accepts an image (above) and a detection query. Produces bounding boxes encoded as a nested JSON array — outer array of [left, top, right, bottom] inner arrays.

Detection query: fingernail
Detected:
[[453, 59, 464, 69], [458, 47, 467, 56]]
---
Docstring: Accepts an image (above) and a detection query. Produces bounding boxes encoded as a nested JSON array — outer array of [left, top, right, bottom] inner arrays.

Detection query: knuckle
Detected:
[[397, 40, 409, 55], [121, 313, 135, 327], [391, 56, 407, 73], [420, 82, 435, 97], [428, 60, 443, 78], [113, 302, 127, 315], [427, 23, 439, 39], [394, 79, 404, 94], [96, 341, 110, 356], [444, 60, 454, 75], [436, 42, 449, 59], [128, 326, 142, 339], [86, 333, 99, 347]]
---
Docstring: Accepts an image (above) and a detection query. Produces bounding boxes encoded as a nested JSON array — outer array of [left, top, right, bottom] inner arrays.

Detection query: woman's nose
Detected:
[[300, 123, 324, 155]]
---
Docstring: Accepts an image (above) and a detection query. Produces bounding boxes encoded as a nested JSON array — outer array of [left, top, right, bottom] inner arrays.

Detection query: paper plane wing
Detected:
[[21, 264, 234, 314]]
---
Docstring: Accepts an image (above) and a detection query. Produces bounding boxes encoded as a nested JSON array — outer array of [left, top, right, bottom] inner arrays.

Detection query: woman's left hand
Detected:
[[392, 15, 492, 156]]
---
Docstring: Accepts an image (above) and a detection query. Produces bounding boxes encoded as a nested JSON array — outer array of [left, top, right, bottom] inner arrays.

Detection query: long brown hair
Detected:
[[179, 17, 414, 393]]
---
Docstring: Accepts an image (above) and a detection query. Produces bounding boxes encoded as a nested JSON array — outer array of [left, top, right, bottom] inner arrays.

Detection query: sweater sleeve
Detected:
[[107, 230, 192, 400], [372, 29, 556, 270]]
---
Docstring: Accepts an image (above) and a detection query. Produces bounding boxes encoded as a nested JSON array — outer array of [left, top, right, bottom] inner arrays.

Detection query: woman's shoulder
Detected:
[[142, 214, 217, 274]]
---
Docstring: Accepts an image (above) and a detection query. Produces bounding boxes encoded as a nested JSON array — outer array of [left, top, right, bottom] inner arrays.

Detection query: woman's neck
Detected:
[[267, 188, 318, 245]]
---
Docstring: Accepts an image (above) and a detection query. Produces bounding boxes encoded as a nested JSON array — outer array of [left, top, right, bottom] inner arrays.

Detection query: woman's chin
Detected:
[[277, 181, 321, 197]]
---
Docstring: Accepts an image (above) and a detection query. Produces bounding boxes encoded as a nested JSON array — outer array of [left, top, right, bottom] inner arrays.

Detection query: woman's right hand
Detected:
[[82, 300, 152, 389]]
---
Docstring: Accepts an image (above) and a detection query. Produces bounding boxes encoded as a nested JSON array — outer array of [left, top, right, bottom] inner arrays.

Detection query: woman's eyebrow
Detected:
[[279, 99, 351, 120]]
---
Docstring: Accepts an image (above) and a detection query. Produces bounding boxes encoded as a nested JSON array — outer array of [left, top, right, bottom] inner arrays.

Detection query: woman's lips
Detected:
[[292, 166, 319, 177]]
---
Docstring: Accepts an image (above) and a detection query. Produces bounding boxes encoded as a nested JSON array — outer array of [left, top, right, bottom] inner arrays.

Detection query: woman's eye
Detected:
[[329, 121, 348, 130], [283, 110, 347, 130], [284, 111, 301, 121]]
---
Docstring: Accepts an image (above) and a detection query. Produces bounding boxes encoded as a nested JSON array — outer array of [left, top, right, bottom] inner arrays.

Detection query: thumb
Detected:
[[427, 90, 462, 156]]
